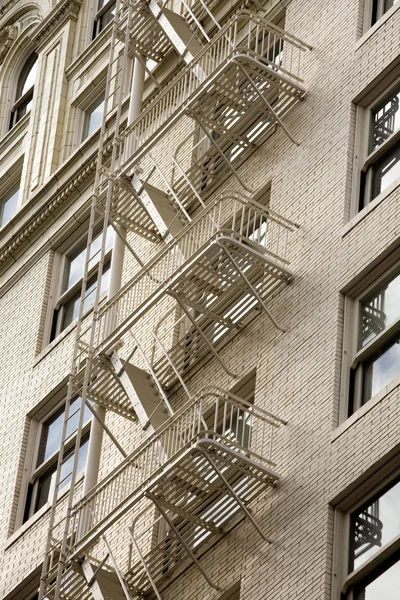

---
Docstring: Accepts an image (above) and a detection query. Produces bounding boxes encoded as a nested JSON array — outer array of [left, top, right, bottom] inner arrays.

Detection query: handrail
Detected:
[[91, 190, 297, 350], [119, 9, 310, 168], [66, 386, 286, 550]]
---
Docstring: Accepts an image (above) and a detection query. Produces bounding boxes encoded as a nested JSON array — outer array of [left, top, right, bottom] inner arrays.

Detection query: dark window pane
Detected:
[[360, 272, 400, 347], [98, 4, 115, 32], [356, 560, 400, 599], [35, 465, 57, 511], [350, 481, 400, 572], [62, 293, 80, 330], [362, 336, 400, 403], [372, 144, 400, 200]]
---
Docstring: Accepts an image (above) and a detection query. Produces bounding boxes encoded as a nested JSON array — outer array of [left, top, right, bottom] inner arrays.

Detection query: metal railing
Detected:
[[64, 387, 286, 557], [120, 10, 309, 169], [87, 191, 297, 356]]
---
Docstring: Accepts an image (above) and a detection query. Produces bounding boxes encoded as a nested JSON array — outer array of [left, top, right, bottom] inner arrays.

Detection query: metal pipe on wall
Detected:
[[83, 55, 146, 499]]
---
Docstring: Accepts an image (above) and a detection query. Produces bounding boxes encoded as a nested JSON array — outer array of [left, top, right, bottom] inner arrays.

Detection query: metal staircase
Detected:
[[43, 389, 286, 600], [112, 10, 311, 237], [38, 1, 310, 599]]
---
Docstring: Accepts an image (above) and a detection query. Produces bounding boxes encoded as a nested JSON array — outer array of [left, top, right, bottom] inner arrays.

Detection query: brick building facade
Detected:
[[0, 1, 400, 599]]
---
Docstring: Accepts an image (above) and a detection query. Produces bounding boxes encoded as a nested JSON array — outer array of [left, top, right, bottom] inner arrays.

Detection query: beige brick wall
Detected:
[[1, 0, 400, 598]]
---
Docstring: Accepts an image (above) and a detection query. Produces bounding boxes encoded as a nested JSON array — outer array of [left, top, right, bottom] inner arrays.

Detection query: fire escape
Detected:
[[39, 1, 310, 599]]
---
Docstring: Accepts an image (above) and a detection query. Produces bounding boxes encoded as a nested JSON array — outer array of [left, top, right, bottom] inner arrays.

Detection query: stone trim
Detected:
[[0, 157, 96, 267], [0, 25, 17, 65], [30, 0, 82, 50]]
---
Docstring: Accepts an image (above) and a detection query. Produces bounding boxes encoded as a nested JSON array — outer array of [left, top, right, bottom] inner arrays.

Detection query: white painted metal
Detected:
[[47, 387, 285, 598], [39, 2, 307, 599]]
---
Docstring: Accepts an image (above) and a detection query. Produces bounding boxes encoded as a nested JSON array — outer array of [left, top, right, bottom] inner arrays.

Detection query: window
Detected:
[[92, 0, 116, 39], [370, 0, 398, 26], [343, 476, 400, 599], [23, 395, 92, 522], [50, 225, 114, 340], [0, 183, 19, 227], [346, 265, 400, 416], [10, 53, 38, 130], [358, 82, 400, 211], [82, 94, 104, 141]]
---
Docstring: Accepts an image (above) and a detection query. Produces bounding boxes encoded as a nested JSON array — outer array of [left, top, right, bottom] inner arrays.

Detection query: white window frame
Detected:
[[47, 222, 113, 344], [340, 258, 400, 421], [351, 74, 400, 217], [363, 0, 399, 29], [16, 389, 92, 529], [333, 464, 400, 599], [92, 0, 116, 40]]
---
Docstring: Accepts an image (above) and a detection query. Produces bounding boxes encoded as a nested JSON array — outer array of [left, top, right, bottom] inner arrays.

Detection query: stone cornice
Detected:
[[30, 0, 82, 49], [0, 0, 20, 21], [0, 153, 97, 267]]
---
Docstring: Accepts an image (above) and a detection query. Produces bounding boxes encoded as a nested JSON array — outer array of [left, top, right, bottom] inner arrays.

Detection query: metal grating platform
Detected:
[[111, 11, 310, 234], [72, 355, 138, 421], [43, 388, 285, 600], [88, 192, 297, 362]]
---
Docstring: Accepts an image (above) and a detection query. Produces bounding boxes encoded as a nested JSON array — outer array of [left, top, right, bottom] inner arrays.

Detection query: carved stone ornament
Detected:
[[0, 25, 17, 65]]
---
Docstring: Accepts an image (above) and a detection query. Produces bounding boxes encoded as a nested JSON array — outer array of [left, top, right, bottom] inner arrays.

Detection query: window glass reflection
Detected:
[[37, 397, 91, 465], [350, 481, 400, 572], [356, 560, 400, 599], [82, 97, 104, 141], [362, 336, 400, 402], [65, 226, 113, 290], [0, 186, 19, 227], [35, 437, 89, 511], [372, 145, 400, 200], [361, 272, 400, 347], [371, 89, 400, 151]]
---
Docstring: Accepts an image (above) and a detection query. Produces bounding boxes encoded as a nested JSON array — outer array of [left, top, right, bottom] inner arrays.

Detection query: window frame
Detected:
[[364, 0, 398, 29], [0, 182, 20, 228], [334, 466, 400, 599], [341, 259, 400, 420], [9, 53, 38, 131], [92, 0, 116, 40], [18, 390, 92, 527], [353, 76, 400, 215], [49, 223, 114, 343]]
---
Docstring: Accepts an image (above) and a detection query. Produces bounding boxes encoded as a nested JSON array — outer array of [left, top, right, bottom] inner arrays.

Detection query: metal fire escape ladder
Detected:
[[38, 2, 151, 599]]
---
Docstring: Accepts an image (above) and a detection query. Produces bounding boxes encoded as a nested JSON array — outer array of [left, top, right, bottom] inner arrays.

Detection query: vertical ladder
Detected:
[[38, 2, 135, 598]]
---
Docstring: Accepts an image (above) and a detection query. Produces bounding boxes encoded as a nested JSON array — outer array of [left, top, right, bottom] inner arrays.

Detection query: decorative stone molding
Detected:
[[0, 157, 97, 266], [30, 0, 82, 49], [0, 25, 17, 65], [0, 0, 19, 21]]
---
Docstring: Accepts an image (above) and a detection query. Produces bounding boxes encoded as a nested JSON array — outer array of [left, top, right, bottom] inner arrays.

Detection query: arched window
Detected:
[[9, 52, 38, 130]]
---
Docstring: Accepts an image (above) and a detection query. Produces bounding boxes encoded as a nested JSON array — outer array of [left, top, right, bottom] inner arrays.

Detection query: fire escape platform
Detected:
[[90, 193, 296, 362], [125, 440, 279, 598], [113, 12, 310, 233], [56, 389, 285, 599], [120, 11, 309, 172]]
